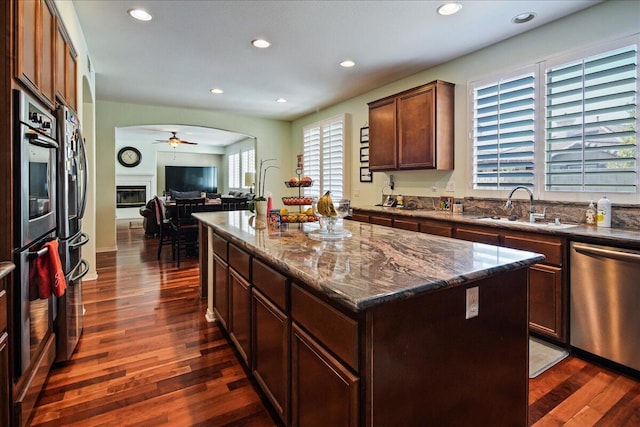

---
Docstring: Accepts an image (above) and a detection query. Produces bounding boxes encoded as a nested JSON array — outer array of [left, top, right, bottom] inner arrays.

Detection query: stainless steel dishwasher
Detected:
[[570, 242, 640, 372]]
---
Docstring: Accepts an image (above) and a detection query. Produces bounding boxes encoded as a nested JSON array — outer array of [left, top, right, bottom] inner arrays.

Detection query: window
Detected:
[[545, 44, 637, 193], [471, 71, 536, 190], [228, 147, 255, 190], [470, 38, 638, 198], [303, 115, 346, 199]]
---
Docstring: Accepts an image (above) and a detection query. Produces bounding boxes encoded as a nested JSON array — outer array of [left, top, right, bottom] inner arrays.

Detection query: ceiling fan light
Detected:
[[127, 8, 152, 21]]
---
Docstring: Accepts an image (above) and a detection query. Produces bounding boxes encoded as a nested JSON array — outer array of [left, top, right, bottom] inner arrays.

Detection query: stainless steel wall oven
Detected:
[[15, 90, 58, 249], [13, 89, 59, 426]]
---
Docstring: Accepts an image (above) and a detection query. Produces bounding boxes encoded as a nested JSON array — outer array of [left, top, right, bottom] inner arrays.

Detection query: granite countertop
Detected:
[[354, 205, 640, 248], [194, 211, 544, 312]]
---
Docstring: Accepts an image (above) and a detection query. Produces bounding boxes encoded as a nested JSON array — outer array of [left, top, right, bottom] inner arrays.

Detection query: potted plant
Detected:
[[249, 158, 278, 215]]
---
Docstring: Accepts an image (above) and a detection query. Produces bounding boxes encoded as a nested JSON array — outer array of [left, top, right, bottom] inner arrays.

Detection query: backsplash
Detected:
[[391, 195, 640, 231]]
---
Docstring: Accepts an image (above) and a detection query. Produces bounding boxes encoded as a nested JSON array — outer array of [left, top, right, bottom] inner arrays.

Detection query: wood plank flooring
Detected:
[[30, 221, 639, 426]]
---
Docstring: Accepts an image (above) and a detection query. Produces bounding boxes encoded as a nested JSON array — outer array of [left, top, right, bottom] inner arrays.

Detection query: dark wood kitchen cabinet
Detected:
[[212, 233, 230, 329], [16, 0, 56, 107], [368, 80, 454, 171], [419, 219, 453, 237], [228, 244, 252, 366], [503, 231, 566, 342], [252, 259, 290, 425], [55, 20, 77, 111]]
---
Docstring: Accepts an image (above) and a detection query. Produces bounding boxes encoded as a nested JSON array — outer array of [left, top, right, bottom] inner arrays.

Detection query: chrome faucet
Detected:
[[505, 186, 546, 223]]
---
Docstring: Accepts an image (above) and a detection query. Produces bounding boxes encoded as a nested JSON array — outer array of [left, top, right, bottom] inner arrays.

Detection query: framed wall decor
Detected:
[[360, 126, 369, 143], [439, 196, 454, 212], [360, 146, 369, 163], [360, 166, 372, 183]]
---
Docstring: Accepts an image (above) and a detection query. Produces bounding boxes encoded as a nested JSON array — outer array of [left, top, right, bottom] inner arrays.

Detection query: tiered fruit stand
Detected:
[[279, 172, 319, 224]]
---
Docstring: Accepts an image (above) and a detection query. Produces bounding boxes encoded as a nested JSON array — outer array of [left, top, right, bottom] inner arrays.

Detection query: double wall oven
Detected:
[[13, 90, 59, 426]]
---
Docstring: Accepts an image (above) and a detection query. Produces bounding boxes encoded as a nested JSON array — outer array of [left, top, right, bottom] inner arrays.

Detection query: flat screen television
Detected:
[[165, 166, 217, 193]]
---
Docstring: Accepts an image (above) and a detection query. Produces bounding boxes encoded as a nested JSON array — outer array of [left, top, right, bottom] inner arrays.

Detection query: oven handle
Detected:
[[69, 232, 90, 249], [67, 259, 89, 282], [27, 133, 59, 149], [27, 246, 49, 259]]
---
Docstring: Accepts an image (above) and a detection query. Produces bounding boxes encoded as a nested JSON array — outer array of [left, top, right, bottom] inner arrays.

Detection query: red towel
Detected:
[[28, 239, 67, 300]]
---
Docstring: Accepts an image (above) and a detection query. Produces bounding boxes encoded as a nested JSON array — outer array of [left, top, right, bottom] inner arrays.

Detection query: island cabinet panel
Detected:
[[213, 254, 229, 330], [419, 219, 453, 237], [229, 269, 252, 367], [454, 224, 502, 245], [291, 284, 359, 371], [365, 269, 528, 426], [368, 80, 454, 171], [292, 324, 359, 427], [368, 97, 397, 170], [229, 243, 251, 280], [252, 259, 287, 310], [0, 263, 13, 427], [252, 288, 290, 426], [212, 233, 228, 261], [393, 217, 420, 232]]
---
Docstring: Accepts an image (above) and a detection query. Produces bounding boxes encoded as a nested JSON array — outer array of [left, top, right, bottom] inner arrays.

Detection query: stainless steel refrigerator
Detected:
[[55, 105, 90, 363]]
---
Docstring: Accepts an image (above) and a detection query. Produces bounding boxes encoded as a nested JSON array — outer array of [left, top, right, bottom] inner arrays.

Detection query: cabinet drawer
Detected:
[[455, 225, 501, 245], [351, 213, 370, 223], [229, 243, 251, 280], [213, 233, 228, 261], [393, 218, 420, 232], [370, 215, 393, 227], [0, 290, 5, 333], [291, 284, 359, 372], [419, 220, 453, 238], [503, 232, 563, 266], [252, 259, 288, 311]]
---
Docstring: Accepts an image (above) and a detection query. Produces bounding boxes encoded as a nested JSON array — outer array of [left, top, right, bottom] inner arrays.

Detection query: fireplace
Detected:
[[116, 185, 146, 208]]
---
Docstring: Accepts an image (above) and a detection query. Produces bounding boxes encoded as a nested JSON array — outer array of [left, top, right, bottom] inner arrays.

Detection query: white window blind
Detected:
[[241, 148, 256, 188], [545, 44, 637, 193], [303, 115, 345, 199], [228, 152, 240, 189], [472, 73, 536, 190]]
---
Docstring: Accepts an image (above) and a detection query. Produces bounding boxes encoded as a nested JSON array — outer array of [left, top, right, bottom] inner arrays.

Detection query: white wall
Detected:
[[290, 0, 640, 208]]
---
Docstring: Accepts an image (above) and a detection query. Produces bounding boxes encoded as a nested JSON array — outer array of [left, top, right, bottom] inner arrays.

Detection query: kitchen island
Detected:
[[194, 210, 544, 427]]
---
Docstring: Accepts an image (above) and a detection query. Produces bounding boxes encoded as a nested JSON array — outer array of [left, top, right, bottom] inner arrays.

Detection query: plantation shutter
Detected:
[[472, 73, 536, 190], [303, 115, 345, 199], [228, 152, 240, 189], [241, 148, 256, 188], [545, 44, 637, 193]]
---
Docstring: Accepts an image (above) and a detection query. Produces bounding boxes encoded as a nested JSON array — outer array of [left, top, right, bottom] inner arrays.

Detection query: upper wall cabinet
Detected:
[[368, 80, 455, 171], [15, 0, 77, 111]]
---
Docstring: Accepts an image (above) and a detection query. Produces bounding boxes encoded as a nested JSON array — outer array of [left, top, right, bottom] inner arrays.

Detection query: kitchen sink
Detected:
[[476, 216, 578, 230]]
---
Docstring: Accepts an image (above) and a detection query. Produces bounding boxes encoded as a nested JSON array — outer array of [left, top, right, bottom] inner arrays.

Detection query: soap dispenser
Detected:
[[597, 196, 612, 228], [585, 200, 596, 225]]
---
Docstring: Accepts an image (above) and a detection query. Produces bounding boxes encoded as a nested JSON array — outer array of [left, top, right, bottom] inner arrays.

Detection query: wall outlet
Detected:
[[432, 185, 437, 192], [465, 287, 479, 319], [446, 182, 455, 192]]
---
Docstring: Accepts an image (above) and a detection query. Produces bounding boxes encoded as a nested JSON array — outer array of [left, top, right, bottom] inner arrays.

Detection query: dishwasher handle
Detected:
[[573, 243, 640, 264]]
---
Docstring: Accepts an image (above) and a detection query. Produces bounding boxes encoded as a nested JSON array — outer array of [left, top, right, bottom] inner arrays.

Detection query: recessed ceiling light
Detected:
[[252, 39, 271, 48], [512, 12, 536, 24], [127, 8, 152, 21], [340, 60, 356, 68], [437, 3, 462, 16], [276, 98, 287, 103], [210, 88, 224, 94]]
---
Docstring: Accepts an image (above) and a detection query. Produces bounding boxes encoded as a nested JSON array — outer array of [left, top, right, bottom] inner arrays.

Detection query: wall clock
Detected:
[[117, 146, 142, 167]]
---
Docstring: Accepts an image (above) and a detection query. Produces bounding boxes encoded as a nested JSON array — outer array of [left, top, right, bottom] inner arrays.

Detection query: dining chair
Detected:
[[154, 196, 175, 261], [171, 197, 205, 267]]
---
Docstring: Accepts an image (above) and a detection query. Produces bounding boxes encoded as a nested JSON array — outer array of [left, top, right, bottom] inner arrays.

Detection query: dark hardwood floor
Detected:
[[29, 220, 639, 426]]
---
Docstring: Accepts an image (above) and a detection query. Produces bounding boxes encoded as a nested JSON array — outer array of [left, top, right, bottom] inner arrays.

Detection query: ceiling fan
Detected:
[[155, 131, 198, 148]]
